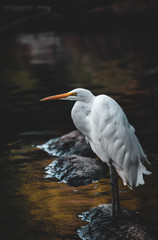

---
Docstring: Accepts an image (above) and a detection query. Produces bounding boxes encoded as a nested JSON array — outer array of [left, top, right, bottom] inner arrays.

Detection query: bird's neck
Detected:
[[71, 101, 92, 137]]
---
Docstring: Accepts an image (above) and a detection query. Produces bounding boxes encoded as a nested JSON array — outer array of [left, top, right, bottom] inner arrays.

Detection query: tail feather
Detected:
[[117, 162, 151, 189], [136, 164, 151, 187]]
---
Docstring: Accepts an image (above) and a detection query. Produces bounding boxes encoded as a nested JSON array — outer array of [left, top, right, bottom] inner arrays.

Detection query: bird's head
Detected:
[[40, 88, 94, 103]]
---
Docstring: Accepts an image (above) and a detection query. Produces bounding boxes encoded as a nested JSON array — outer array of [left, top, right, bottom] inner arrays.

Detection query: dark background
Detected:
[[0, 1, 158, 240]]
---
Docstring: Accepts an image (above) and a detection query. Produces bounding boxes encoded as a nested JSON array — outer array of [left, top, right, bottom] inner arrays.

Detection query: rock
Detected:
[[37, 130, 94, 157], [78, 204, 154, 240], [45, 155, 108, 187], [39, 130, 108, 186]]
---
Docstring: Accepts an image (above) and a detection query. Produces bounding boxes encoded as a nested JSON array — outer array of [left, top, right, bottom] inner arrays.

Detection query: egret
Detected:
[[40, 88, 151, 218]]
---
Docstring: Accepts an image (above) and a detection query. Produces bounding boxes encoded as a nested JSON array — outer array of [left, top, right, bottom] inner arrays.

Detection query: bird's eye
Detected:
[[71, 92, 77, 96]]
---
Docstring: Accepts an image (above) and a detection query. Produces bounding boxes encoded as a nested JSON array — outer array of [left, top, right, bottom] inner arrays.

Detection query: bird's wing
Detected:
[[91, 95, 148, 166], [90, 95, 151, 188]]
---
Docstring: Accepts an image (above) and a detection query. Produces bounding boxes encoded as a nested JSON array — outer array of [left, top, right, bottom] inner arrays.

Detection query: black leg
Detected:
[[109, 162, 120, 219], [114, 171, 120, 214], [109, 162, 116, 220]]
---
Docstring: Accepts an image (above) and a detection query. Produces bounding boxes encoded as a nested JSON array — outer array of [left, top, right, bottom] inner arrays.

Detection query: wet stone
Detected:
[[78, 204, 154, 240], [39, 130, 108, 186], [45, 155, 108, 187], [37, 130, 94, 157]]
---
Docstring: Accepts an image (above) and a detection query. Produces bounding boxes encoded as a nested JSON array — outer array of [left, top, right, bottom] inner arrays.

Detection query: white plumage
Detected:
[[41, 88, 151, 190]]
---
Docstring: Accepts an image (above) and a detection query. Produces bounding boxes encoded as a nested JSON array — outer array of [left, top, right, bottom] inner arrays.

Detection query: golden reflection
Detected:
[[5, 139, 156, 237], [16, 149, 140, 237]]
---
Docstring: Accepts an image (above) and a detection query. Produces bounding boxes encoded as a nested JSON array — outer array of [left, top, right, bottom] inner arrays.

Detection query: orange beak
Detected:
[[40, 92, 76, 102]]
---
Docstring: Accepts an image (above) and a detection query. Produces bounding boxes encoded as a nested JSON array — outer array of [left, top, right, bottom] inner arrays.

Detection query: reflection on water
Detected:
[[0, 30, 158, 239], [17, 33, 63, 65]]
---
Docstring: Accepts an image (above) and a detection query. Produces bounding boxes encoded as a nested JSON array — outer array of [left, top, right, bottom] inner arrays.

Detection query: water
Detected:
[[0, 29, 158, 240]]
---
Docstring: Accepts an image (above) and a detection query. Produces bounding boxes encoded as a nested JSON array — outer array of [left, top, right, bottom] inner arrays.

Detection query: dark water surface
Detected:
[[0, 29, 158, 239]]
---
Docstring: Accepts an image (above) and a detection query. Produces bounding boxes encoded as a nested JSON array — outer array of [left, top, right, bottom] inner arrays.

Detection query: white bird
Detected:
[[40, 88, 151, 218]]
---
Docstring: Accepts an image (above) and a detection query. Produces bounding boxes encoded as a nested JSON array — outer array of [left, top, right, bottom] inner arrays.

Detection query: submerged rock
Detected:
[[45, 155, 108, 187], [37, 130, 94, 157], [78, 204, 154, 240]]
